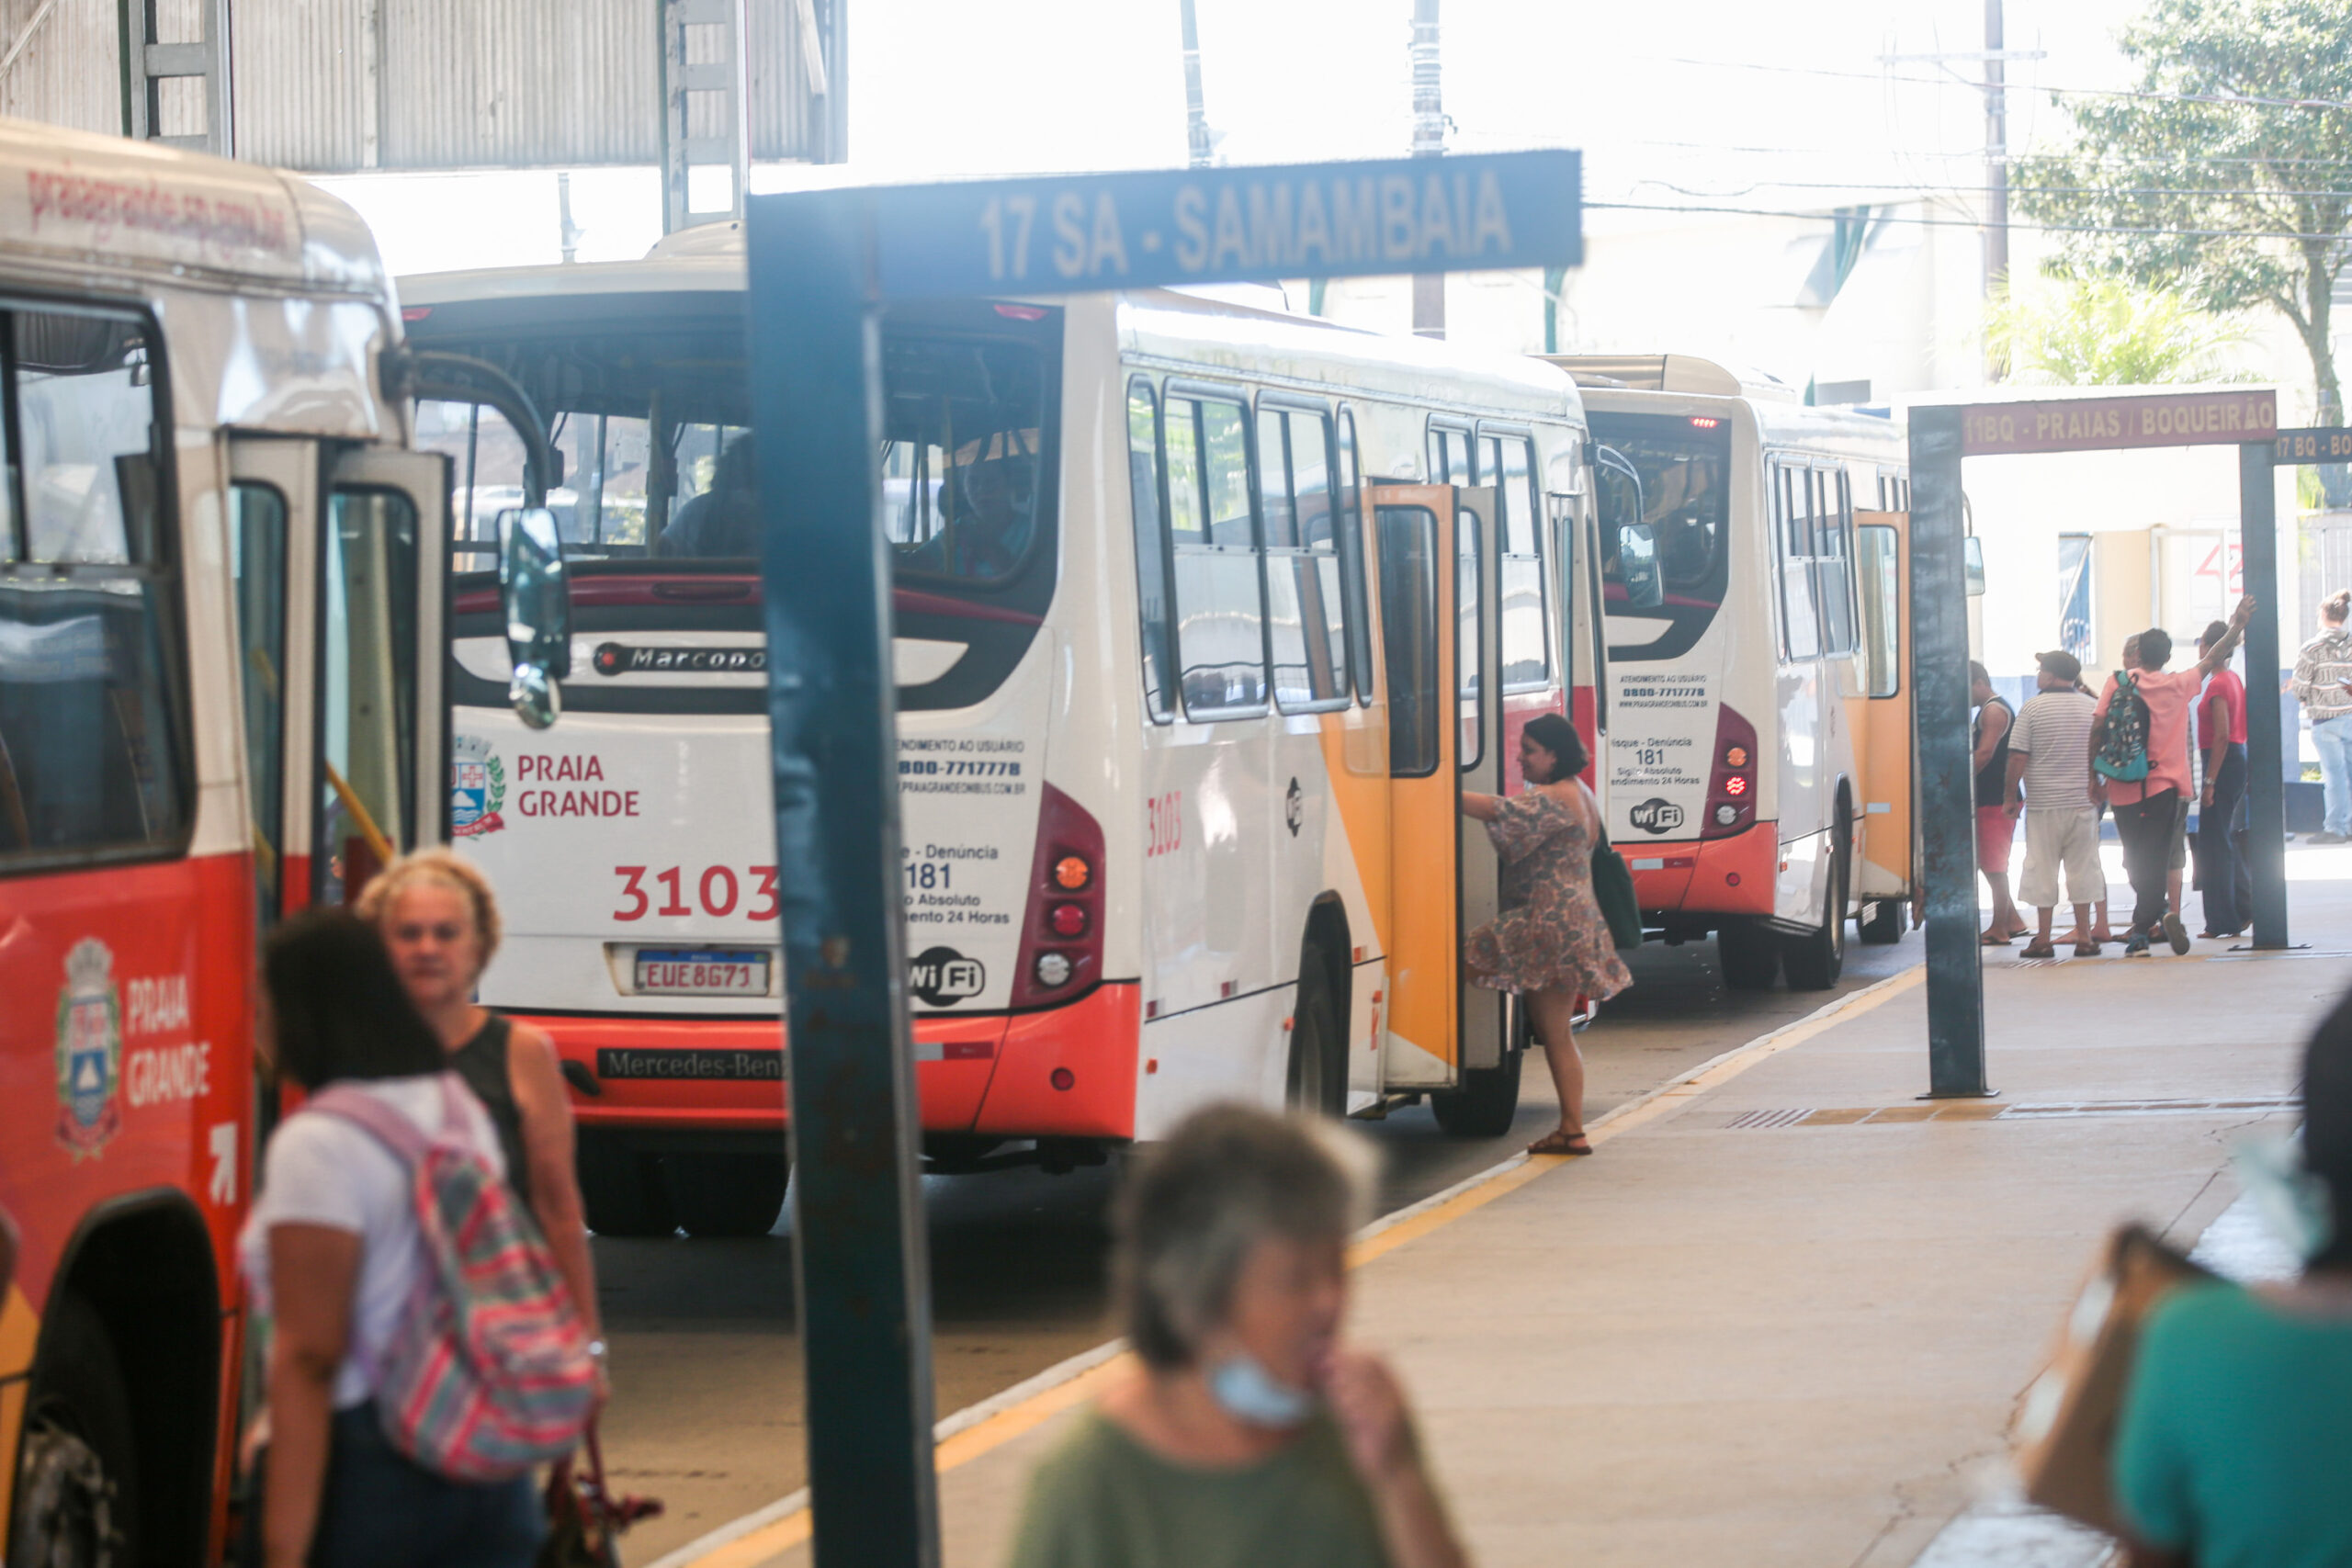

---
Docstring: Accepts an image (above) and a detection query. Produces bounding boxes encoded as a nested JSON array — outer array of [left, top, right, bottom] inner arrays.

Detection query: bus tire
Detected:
[[11, 1291, 137, 1568], [578, 1134, 678, 1238], [1284, 957, 1346, 1119], [1782, 843, 1849, 990], [665, 1153, 789, 1238], [1858, 897, 1905, 944], [1716, 919, 1781, 989], [1431, 1028, 1526, 1139]]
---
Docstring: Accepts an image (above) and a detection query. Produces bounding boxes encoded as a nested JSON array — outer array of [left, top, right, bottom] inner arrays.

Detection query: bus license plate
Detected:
[[633, 949, 770, 996]]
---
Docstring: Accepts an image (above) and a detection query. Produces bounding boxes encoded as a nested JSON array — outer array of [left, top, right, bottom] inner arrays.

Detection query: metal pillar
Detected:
[[1179, 0, 1212, 168], [1909, 407, 1988, 1096], [1409, 0, 1444, 339], [1982, 0, 2007, 293], [2241, 442, 2291, 949], [743, 195, 940, 1567], [119, 0, 232, 153], [660, 0, 751, 233]]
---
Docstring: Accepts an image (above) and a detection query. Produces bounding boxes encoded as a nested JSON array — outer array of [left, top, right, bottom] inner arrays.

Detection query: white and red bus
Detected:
[[1554, 354, 1914, 989], [401, 240, 1610, 1235], [0, 118, 475, 1562]]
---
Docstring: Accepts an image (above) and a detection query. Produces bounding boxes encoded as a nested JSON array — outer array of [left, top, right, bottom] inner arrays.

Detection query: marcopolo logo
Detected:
[[909, 946, 987, 1008], [1628, 797, 1685, 835]]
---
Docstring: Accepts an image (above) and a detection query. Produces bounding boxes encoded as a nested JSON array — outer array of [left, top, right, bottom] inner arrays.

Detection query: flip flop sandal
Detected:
[[1528, 1130, 1593, 1156], [1980, 932, 2013, 947], [2074, 942, 2102, 956], [2019, 941, 2057, 958]]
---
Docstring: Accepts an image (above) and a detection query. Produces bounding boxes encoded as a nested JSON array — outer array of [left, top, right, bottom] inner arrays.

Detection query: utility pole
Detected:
[[1984, 0, 2008, 299], [557, 171, 582, 264], [1410, 0, 1444, 339], [1180, 0, 1212, 169]]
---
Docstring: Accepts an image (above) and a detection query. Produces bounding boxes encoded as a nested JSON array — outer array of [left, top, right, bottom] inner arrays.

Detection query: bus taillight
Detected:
[[1704, 705, 1759, 839], [1013, 784, 1105, 1007]]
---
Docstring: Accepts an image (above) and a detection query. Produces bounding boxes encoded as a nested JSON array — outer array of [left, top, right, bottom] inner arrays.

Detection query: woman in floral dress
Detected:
[[1461, 713, 1632, 1156]]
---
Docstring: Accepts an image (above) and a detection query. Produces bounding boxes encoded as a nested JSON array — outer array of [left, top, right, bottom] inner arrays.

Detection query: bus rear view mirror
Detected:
[[498, 506, 571, 729], [1963, 536, 1986, 598], [1617, 523, 1664, 609]]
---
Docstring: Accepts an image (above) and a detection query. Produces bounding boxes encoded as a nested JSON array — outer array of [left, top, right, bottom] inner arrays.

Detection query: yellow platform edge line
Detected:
[[674, 960, 1927, 1568]]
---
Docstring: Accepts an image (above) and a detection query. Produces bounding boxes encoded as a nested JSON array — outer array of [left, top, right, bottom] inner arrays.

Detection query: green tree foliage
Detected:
[[1983, 277, 2247, 384], [2014, 0, 2352, 420]]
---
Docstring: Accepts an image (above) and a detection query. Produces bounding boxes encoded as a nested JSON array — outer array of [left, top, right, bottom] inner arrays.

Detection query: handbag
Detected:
[[537, 1422, 663, 1568], [1589, 823, 1644, 951]]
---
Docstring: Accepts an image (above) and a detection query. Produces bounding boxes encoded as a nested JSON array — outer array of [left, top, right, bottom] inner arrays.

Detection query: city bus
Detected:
[[0, 118, 481, 1562], [401, 236, 1610, 1235], [1550, 355, 1912, 989]]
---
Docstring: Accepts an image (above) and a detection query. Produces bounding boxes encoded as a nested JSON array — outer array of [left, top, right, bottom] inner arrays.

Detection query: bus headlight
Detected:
[[1034, 952, 1075, 987]]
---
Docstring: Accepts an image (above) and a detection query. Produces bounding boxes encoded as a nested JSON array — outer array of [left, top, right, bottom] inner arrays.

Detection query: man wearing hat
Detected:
[[2003, 649, 2107, 956]]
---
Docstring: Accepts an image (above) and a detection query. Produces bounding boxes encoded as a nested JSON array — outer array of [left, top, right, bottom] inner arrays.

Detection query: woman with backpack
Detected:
[[243, 910, 577, 1568]]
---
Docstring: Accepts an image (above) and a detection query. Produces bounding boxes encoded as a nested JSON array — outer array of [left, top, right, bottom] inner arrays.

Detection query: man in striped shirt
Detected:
[[2004, 650, 2104, 957], [2292, 590, 2352, 844]]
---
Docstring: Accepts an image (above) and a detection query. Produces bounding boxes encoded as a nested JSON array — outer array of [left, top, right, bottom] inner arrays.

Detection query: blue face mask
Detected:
[[1206, 1353, 1315, 1428]]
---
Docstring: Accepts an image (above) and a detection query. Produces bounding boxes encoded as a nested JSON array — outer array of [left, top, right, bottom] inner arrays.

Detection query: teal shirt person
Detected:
[[2113, 1280, 2352, 1567]]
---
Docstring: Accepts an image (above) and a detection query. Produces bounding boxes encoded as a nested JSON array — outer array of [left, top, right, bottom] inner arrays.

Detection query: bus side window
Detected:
[[1458, 506, 1484, 769], [0, 305, 190, 865], [317, 486, 422, 902], [1376, 506, 1441, 777], [1429, 423, 1471, 485], [1857, 524, 1901, 698], [1169, 395, 1267, 717], [1776, 463, 1820, 661], [232, 483, 290, 919], [1816, 469, 1857, 656], [1266, 408, 1348, 713], [1126, 378, 1175, 723], [1336, 412, 1376, 705], [1498, 435, 1546, 690]]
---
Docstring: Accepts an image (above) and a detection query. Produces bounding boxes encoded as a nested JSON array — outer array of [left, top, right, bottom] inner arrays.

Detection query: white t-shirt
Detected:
[[240, 1073, 505, 1408]]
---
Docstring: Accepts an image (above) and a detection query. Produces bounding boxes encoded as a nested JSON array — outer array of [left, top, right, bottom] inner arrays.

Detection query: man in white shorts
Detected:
[[2005, 649, 2107, 957]]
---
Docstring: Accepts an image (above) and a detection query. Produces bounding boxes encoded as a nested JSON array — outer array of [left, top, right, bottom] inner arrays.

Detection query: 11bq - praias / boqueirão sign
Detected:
[[775, 151, 1583, 299]]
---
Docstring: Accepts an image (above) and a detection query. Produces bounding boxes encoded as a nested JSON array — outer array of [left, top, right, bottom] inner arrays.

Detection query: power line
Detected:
[[1597, 135, 2352, 172], [1634, 175, 2352, 203], [1648, 52, 2352, 114], [1587, 197, 2352, 243]]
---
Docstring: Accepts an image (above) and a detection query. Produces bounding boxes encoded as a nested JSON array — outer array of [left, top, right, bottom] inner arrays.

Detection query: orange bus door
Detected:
[[1453, 487, 1508, 1078], [1853, 510, 1913, 934], [1365, 486, 1459, 1088]]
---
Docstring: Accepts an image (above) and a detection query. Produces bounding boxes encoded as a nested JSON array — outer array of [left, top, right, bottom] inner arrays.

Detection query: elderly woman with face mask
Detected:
[[1004, 1105, 1465, 1568]]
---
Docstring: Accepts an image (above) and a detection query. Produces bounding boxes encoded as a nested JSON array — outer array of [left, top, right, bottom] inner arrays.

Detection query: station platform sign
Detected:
[[1956, 389, 2278, 457]]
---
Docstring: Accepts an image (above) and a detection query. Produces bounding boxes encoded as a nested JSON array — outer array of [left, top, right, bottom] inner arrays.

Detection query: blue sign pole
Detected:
[[743, 149, 1582, 1568], [744, 196, 939, 1564]]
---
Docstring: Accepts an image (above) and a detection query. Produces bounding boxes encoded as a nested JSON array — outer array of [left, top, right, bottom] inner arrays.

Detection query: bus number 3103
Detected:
[[614, 865, 781, 921]]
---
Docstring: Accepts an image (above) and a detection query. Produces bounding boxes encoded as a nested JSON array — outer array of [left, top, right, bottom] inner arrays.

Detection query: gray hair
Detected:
[[1112, 1104, 1378, 1370]]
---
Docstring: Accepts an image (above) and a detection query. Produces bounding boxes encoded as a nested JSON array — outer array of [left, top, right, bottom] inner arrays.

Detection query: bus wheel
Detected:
[[578, 1134, 677, 1238], [1858, 897, 1905, 944], [1284, 956, 1346, 1118], [11, 1292, 136, 1568], [666, 1153, 789, 1238], [1431, 1011, 1527, 1138], [1716, 919, 1781, 989], [1782, 844, 1849, 990]]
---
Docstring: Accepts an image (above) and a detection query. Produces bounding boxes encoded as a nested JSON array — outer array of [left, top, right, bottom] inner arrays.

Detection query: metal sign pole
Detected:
[[2241, 441, 2290, 949], [1907, 407, 1987, 1096], [744, 195, 941, 1568]]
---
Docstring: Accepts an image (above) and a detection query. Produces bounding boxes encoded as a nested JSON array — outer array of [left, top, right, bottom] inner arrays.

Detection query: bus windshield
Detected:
[[410, 296, 1059, 603], [1589, 412, 1731, 660]]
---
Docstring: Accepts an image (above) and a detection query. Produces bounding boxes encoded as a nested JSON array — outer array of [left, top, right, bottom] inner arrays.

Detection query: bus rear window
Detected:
[[1590, 412, 1731, 661]]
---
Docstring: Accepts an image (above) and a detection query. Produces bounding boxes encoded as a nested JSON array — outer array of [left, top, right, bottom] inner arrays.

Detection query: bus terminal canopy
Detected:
[[754, 149, 1583, 297]]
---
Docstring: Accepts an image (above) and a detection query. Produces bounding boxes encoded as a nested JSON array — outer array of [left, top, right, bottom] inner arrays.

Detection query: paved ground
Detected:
[[593, 926, 1924, 1560], [707, 849, 2350, 1568]]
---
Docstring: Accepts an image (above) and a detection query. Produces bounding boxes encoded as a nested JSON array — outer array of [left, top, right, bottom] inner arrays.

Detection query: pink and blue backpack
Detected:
[[308, 1075, 597, 1482]]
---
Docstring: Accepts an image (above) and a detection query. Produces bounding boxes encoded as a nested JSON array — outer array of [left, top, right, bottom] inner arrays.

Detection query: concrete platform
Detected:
[[692, 859, 2352, 1568]]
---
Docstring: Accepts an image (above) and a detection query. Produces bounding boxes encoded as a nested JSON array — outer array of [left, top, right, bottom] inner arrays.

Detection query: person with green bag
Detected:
[[1460, 713, 1634, 1157]]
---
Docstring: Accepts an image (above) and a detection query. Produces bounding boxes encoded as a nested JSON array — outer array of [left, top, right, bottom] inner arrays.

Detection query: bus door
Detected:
[[228, 442, 451, 917], [1365, 485, 1492, 1087], [1453, 488, 1508, 1077], [1851, 511, 1911, 899]]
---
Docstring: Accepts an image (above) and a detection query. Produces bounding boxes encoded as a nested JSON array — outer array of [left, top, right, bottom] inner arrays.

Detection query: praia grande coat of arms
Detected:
[[451, 733, 507, 838], [56, 938, 123, 1159]]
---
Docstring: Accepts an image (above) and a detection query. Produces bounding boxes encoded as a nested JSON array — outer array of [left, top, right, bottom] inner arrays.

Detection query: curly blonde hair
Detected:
[[356, 847, 503, 964]]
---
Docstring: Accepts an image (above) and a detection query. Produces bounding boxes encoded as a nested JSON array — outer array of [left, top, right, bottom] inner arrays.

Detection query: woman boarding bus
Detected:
[[0, 118, 532, 1563], [401, 233, 1611, 1236], [1549, 355, 1912, 990]]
